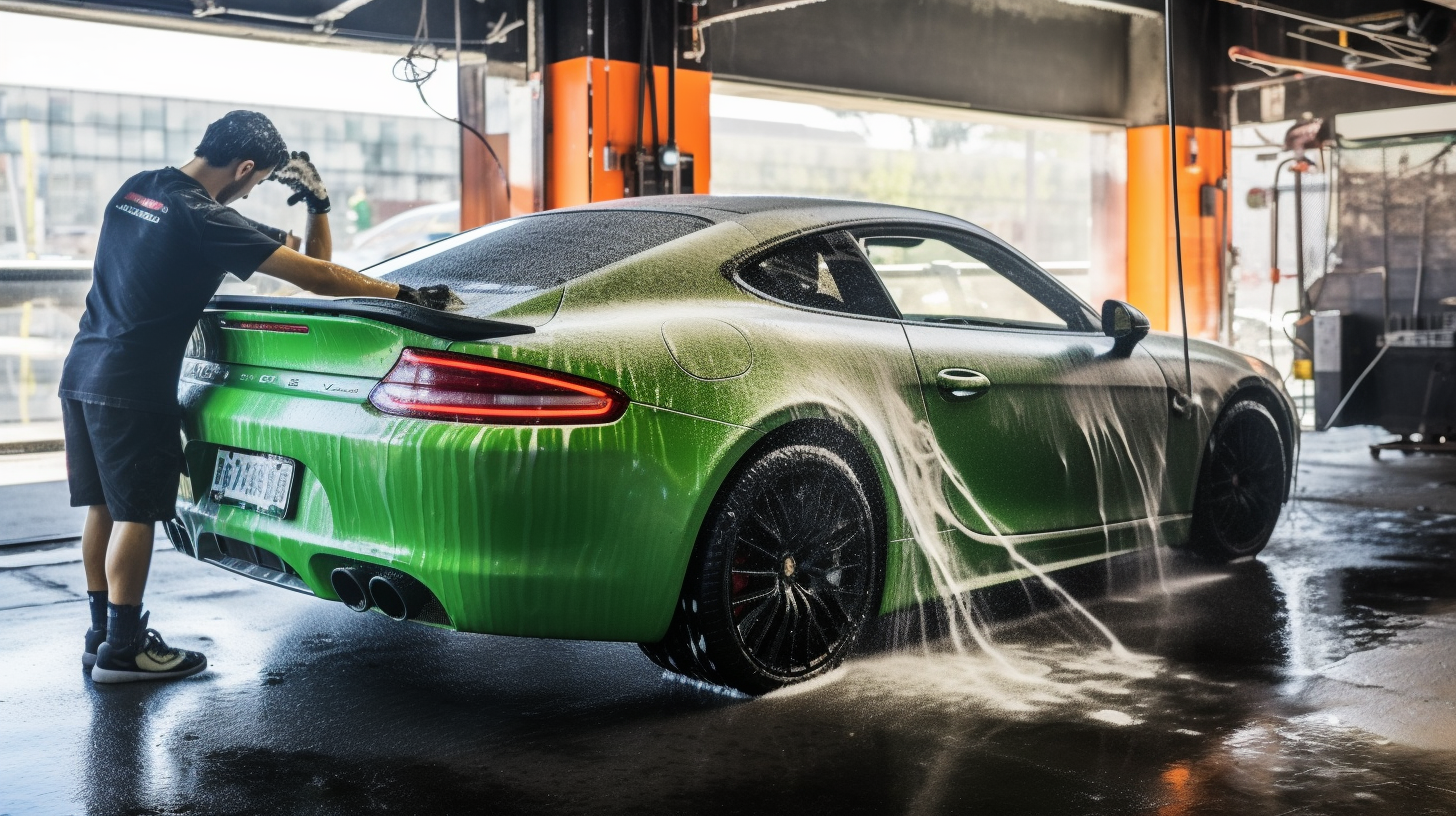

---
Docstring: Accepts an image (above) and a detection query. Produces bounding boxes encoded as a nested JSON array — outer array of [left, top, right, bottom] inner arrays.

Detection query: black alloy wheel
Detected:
[[1187, 400, 1287, 562], [640, 444, 882, 694]]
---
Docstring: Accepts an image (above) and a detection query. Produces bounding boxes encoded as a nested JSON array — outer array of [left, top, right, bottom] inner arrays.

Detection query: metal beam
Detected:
[[1218, 0, 1436, 61], [190, 0, 380, 33], [1054, 0, 1161, 19], [0, 0, 412, 54], [0, 0, 527, 59], [1230, 45, 1456, 95], [693, 0, 828, 30]]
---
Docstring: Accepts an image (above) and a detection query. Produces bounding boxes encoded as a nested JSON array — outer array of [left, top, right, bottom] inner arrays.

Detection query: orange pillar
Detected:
[[546, 57, 591, 210], [1126, 125, 1227, 338], [546, 56, 711, 210]]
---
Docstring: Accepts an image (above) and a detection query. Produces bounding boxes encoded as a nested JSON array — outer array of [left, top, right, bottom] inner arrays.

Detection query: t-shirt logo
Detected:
[[123, 192, 169, 214], [116, 190, 167, 224]]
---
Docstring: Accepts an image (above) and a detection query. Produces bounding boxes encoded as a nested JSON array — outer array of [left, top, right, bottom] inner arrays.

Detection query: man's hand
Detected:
[[271, 151, 331, 214], [395, 283, 464, 311]]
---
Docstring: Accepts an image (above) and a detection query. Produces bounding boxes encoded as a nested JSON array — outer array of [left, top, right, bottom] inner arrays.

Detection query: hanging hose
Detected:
[[635, 0, 662, 196], [394, 0, 511, 207], [666, 0, 680, 192], [646, 0, 661, 192], [1267, 158, 1292, 364], [1164, 0, 1194, 401], [635, 0, 648, 193], [1321, 345, 1389, 431]]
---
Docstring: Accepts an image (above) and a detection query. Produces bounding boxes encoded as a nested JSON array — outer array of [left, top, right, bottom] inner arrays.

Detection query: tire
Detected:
[[1187, 400, 1287, 562], [640, 444, 882, 695]]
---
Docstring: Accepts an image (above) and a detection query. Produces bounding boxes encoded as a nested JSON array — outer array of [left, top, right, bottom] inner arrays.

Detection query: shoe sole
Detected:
[[82, 652, 96, 669], [91, 657, 207, 684]]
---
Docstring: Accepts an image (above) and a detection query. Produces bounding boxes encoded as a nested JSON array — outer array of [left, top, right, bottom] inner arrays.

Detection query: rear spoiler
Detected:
[[207, 295, 535, 342]]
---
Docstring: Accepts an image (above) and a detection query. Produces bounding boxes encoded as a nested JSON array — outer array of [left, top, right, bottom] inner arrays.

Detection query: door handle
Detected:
[[936, 368, 992, 401]]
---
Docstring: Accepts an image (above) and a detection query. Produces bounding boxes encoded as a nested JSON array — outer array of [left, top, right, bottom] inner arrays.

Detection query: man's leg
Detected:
[[105, 521, 156, 606], [81, 505, 115, 667], [94, 514, 205, 682], [88, 404, 206, 683], [82, 505, 113, 593], [64, 399, 111, 667]]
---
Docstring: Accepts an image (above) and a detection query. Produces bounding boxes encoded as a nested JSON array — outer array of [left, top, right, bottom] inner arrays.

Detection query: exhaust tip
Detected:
[[331, 567, 372, 612], [368, 572, 430, 621], [163, 519, 195, 557]]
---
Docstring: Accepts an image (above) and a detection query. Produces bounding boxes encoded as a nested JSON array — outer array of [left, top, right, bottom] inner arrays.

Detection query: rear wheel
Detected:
[[1187, 400, 1287, 562], [641, 444, 882, 695]]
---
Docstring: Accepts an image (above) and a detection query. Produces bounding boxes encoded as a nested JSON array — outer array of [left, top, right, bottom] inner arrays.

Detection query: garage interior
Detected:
[[3, 0, 1456, 813]]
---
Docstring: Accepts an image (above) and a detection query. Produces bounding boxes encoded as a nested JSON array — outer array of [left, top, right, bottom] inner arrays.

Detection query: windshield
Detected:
[[377, 210, 712, 317]]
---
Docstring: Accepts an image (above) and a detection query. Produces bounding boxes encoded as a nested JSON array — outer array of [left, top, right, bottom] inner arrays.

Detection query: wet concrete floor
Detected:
[[2, 426, 1455, 815]]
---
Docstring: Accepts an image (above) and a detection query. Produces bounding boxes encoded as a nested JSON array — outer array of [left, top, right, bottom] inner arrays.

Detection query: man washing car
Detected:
[[60, 110, 456, 683]]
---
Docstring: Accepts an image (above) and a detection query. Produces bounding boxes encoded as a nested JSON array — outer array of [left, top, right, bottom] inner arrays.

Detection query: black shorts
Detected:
[[62, 398, 184, 524]]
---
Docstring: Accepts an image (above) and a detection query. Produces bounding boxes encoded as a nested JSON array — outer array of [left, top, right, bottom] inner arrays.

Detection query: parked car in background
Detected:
[[333, 201, 461, 273]]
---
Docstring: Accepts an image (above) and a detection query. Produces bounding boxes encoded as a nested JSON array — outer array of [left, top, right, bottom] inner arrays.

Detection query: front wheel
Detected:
[[1187, 400, 1287, 562], [640, 444, 882, 695]]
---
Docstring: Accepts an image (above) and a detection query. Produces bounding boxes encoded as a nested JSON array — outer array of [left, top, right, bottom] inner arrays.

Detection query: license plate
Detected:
[[208, 448, 299, 519]]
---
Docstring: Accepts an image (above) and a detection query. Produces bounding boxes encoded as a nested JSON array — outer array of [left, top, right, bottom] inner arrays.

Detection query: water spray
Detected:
[[801, 360, 1160, 684]]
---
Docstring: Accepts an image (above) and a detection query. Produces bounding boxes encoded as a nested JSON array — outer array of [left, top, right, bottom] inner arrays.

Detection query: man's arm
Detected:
[[265, 152, 459, 309], [256, 246, 397, 299], [304, 212, 331, 262], [270, 150, 333, 261]]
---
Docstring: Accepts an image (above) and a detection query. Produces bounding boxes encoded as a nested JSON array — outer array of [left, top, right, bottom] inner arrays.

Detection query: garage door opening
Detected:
[[710, 82, 1127, 307]]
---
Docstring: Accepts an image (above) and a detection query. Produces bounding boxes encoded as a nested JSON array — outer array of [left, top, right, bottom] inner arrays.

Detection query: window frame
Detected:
[[726, 220, 1101, 334], [729, 228, 902, 321]]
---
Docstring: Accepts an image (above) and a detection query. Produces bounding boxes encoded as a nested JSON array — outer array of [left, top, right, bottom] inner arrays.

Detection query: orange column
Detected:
[[546, 56, 711, 209], [546, 58, 591, 211], [1127, 126, 1171, 330], [1126, 125, 1227, 338]]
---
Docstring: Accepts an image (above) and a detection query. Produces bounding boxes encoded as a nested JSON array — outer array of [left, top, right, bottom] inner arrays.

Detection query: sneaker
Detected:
[[82, 628, 106, 669], [91, 616, 208, 684]]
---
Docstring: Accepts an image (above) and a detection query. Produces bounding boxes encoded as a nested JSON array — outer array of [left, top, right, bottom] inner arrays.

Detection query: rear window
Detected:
[[374, 210, 711, 316]]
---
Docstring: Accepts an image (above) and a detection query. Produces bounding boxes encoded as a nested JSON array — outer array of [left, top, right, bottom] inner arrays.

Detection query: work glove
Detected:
[[271, 150, 331, 214], [395, 283, 464, 311]]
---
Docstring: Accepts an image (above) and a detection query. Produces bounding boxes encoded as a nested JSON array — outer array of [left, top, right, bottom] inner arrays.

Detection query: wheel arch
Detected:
[[1214, 378, 1299, 502], [682, 413, 896, 616], [642, 413, 895, 689], [747, 417, 893, 557]]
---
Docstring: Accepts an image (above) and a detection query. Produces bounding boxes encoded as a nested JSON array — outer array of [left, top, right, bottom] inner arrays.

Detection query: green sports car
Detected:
[[169, 196, 1297, 694]]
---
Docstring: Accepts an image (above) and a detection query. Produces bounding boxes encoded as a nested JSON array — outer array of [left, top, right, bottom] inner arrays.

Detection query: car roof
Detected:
[[545, 195, 972, 240]]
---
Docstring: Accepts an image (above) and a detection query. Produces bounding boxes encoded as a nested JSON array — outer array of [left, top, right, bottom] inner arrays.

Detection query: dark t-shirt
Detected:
[[59, 168, 282, 414]]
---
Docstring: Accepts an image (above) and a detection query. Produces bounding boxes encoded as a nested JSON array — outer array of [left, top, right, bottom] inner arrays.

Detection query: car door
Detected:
[[852, 225, 1172, 551]]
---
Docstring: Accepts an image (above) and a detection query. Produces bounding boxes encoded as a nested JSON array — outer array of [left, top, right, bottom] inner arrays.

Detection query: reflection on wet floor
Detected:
[[4, 447, 1456, 813]]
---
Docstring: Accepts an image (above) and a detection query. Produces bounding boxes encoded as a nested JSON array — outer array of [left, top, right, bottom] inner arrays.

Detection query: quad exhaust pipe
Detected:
[[330, 565, 432, 621]]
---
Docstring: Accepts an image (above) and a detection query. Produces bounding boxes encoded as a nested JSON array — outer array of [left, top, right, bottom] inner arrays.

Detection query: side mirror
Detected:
[[1101, 299, 1150, 355]]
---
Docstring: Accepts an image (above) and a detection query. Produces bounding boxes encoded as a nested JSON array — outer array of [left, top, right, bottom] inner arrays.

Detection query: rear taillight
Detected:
[[368, 348, 629, 425]]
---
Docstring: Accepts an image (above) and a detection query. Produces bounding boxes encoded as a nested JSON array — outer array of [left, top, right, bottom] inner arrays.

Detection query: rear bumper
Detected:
[[174, 387, 755, 642]]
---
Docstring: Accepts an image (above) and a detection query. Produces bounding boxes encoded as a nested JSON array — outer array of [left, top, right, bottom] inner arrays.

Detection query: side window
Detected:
[[857, 232, 1089, 331], [738, 231, 899, 320]]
